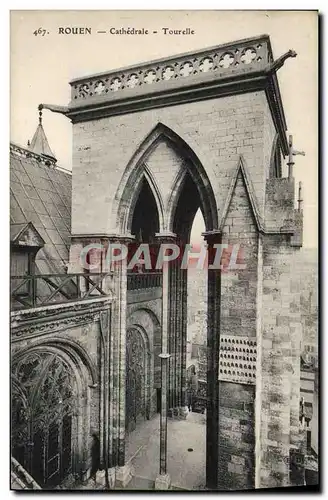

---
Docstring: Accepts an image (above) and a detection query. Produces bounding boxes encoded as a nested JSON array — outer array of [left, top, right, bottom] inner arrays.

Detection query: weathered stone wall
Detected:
[[69, 75, 305, 489], [218, 164, 259, 489], [72, 91, 274, 235], [221, 171, 259, 339], [260, 235, 303, 487], [11, 298, 112, 482], [218, 382, 255, 490]]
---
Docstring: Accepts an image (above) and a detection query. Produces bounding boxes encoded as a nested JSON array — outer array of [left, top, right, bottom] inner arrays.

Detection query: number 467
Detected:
[[33, 28, 47, 36]]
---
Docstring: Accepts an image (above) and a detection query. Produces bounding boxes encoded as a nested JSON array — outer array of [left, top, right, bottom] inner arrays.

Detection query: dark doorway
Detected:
[[126, 328, 148, 432]]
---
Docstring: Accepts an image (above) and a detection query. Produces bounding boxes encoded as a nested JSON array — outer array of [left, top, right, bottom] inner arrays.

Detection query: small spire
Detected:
[[29, 106, 57, 163]]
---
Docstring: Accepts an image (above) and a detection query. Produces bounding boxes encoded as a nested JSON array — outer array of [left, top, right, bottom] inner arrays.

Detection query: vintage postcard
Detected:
[[10, 10, 318, 491]]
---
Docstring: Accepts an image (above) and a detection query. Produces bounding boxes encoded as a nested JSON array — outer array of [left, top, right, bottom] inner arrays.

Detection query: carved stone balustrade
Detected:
[[69, 35, 273, 110]]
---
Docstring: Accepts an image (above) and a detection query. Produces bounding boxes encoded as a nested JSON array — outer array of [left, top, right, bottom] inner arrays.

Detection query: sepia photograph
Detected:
[[9, 10, 319, 491]]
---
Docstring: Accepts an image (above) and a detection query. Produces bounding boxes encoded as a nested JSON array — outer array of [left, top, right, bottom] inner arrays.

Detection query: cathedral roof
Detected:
[[10, 141, 71, 276]]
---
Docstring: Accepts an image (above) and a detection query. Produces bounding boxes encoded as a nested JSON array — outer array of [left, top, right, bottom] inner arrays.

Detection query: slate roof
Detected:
[[10, 142, 72, 275]]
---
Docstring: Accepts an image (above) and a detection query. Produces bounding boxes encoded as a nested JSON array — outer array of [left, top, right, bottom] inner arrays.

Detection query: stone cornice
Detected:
[[66, 71, 288, 155], [203, 226, 296, 238], [11, 296, 112, 341], [67, 71, 267, 121], [71, 233, 135, 244]]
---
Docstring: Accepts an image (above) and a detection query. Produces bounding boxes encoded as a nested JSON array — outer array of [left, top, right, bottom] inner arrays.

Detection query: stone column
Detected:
[[168, 258, 177, 417], [156, 352, 171, 489], [167, 241, 188, 420], [155, 232, 176, 490], [178, 265, 188, 419], [259, 235, 296, 488], [203, 231, 221, 490], [111, 235, 135, 488], [99, 309, 112, 486]]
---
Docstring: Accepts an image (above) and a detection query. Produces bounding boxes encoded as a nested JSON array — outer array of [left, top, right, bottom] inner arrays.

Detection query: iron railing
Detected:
[[127, 272, 162, 291], [11, 273, 113, 310]]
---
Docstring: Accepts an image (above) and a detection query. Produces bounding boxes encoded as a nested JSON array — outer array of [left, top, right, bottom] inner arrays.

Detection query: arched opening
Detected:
[[115, 122, 218, 234], [126, 326, 151, 432], [165, 170, 212, 489], [124, 307, 161, 469], [125, 178, 161, 438], [131, 178, 160, 243], [187, 208, 207, 413], [11, 348, 89, 489], [117, 124, 218, 489]]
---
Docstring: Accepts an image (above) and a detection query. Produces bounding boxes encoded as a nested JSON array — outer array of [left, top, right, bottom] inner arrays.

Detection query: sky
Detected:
[[10, 10, 318, 247]]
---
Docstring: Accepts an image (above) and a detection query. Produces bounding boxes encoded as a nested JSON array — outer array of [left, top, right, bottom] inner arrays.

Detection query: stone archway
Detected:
[[116, 123, 219, 487], [11, 344, 92, 489], [126, 326, 151, 433]]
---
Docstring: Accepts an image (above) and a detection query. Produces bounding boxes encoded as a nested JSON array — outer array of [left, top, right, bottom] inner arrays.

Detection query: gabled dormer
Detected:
[[11, 222, 44, 277]]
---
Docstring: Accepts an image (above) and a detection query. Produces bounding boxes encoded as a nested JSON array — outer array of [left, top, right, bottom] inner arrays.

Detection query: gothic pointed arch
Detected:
[[126, 167, 164, 239], [12, 336, 98, 387], [219, 155, 263, 232], [125, 308, 161, 431], [125, 324, 152, 432], [11, 341, 93, 488], [116, 162, 164, 235], [115, 122, 218, 233]]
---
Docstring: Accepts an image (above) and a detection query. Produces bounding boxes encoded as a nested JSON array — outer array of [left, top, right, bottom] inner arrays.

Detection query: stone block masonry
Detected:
[[11, 36, 308, 491], [65, 37, 304, 491], [218, 382, 255, 490], [71, 91, 275, 237]]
